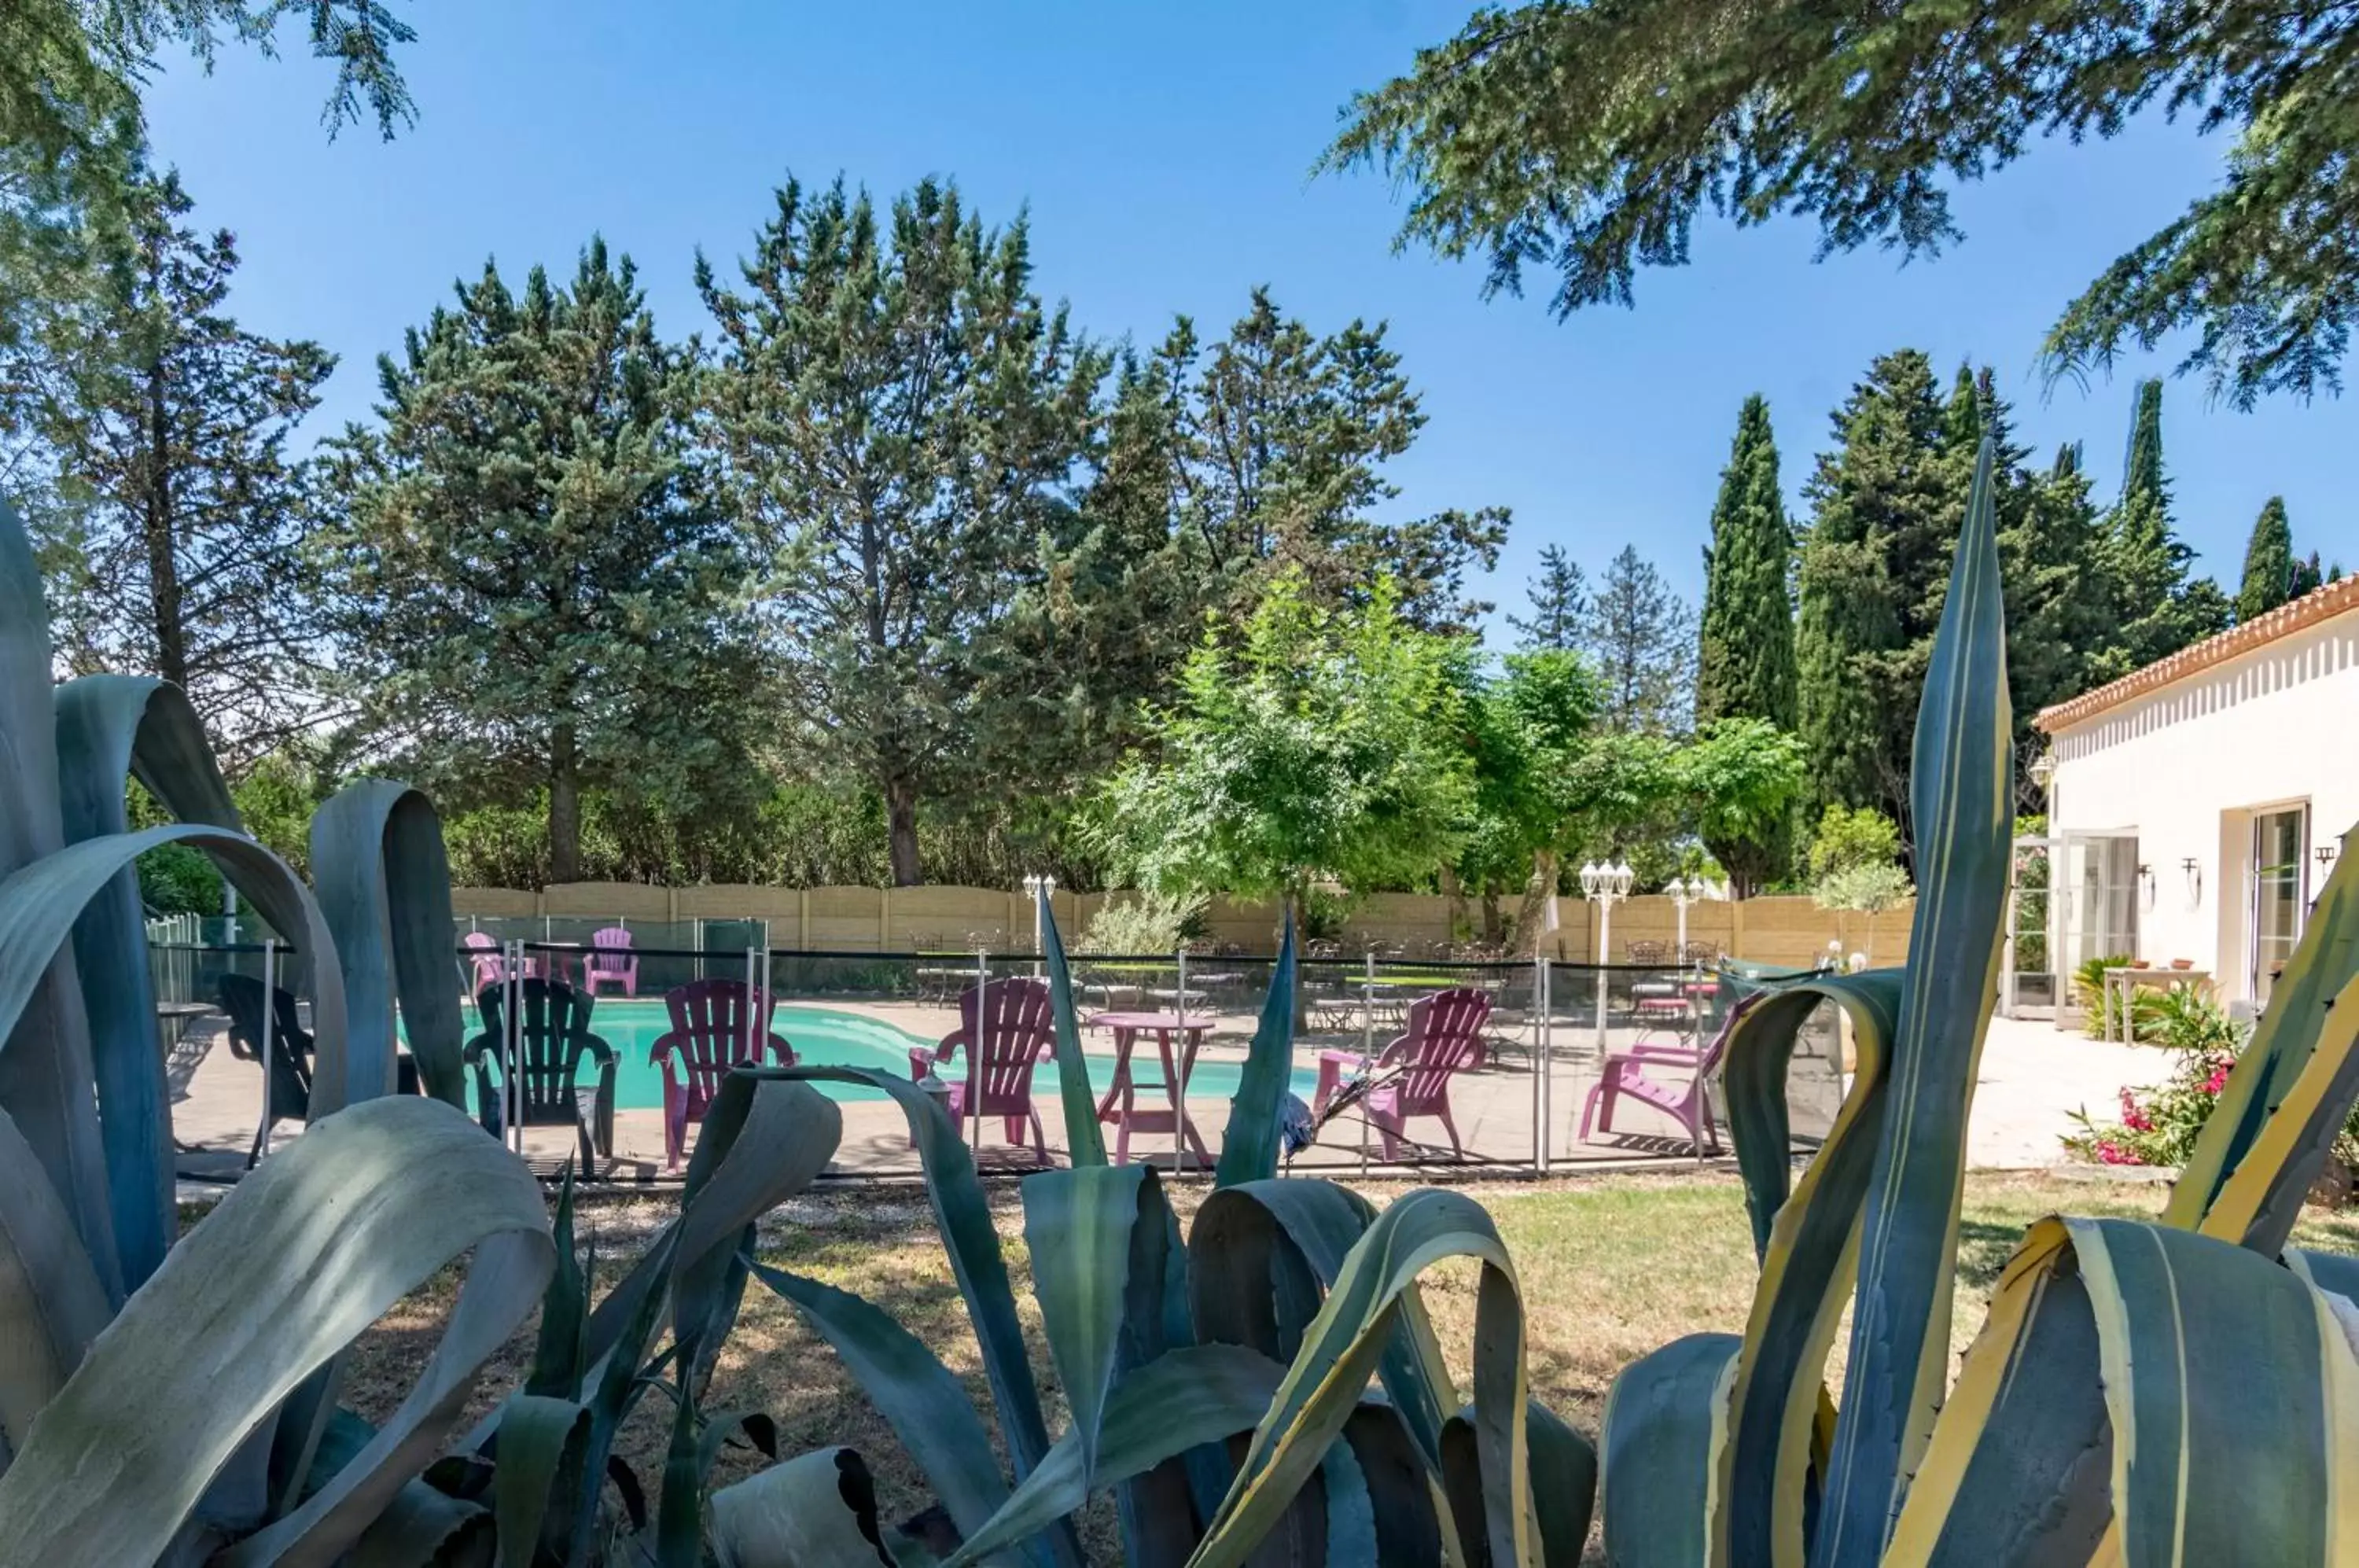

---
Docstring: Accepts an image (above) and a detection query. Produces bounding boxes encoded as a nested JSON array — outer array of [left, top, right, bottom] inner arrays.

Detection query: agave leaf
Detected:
[[1021, 1165, 1170, 1488], [756, 1069, 1054, 1480], [1339, 1401, 1452, 1568], [942, 1345, 1293, 1568], [1189, 1179, 1450, 1463], [1189, 1188, 1538, 1568], [492, 1396, 590, 1568], [53, 675, 243, 1292], [1035, 886, 1106, 1167], [347, 1483, 493, 1568], [2168, 837, 2359, 1242], [1597, 1334, 1739, 1568], [652, 1369, 704, 1568], [0, 1102, 111, 1465], [1811, 435, 2011, 1568], [0, 1097, 552, 1568], [2192, 969, 2359, 1258], [309, 781, 471, 1108], [1444, 1400, 1594, 1568], [742, 1260, 1023, 1559], [563, 1225, 683, 1565], [2289, 1247, 2359, 1301], [0, 499, 120, 1306], [1713, 973, 1903, 1566], [525, 1169, 587, 1400], [1890, 1217, 2359, 1567], [1212, 916, 1297, 1188], [707, 1448, 894, 1568]]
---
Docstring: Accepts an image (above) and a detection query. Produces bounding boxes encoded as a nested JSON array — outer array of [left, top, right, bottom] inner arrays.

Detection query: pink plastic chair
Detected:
[[650, 979, 796, 1169], [1326, 988, 1492, 1161], [462, 932, 511, 992], [907, 977, 1056, 1159], [1580, 993, 1759, 1156], [583, 926, 639, 997]]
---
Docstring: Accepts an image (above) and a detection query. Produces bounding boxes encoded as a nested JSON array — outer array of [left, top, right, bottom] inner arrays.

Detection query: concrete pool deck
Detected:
[[164, 998, 2161, 1187]]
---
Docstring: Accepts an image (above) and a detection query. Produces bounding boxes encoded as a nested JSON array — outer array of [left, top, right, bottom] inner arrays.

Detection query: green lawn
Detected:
[[343, 1170, 2359, 1557]]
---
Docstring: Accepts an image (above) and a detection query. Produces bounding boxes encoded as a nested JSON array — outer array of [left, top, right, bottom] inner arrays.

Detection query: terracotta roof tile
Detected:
[[2034, 575, 2359, 733]]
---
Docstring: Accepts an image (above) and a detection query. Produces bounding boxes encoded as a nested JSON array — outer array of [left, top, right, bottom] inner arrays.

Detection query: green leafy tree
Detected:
[[1997, 437, 2110, 808], [1329, 0, 2359, 404], [2100, 380, 2230, 675], [13, 171, 333, 763], [2237, 496, 2295, 621], [319, 239, 749, 882], [1142, 289, 1509, 631], [1507, 541, 1585, 650], [1680, 717, 1805, 899], [1457, 646, 1598, 948], [696, 175, 1104, 885], [2290, 550, 2332, 598], [1584, 543, 1693, 734], [1091, 571, 1473, 931], [1806, 803, 1902, 881]]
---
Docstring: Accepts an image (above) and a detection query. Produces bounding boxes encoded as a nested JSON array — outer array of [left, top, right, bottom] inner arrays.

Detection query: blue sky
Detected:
[[142, 2, 2352, 643]]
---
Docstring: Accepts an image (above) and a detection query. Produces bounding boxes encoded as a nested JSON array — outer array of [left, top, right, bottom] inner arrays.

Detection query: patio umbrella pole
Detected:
[[1360, 951, 1375, 1176], [1531, 954, 1545, 1176], [1175, 947, 1190, 1176], [259, 938, 276, 1161], [505, 940, 524, 1156], [743, 944, 760, 1067], [1539, 957, 1553, 1172]]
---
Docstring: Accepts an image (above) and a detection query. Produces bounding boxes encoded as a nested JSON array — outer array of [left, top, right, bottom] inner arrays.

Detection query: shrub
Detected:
[[1803, 801, 1901, 880]]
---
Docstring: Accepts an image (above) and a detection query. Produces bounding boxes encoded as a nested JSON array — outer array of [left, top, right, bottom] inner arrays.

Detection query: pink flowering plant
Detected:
[[2065, 981, 2359, 1169]]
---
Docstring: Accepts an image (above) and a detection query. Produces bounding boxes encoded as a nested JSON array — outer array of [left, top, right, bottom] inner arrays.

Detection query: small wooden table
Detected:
[[1089, 1011, 1213, 1167], [2101, 966, 2210, 1041]]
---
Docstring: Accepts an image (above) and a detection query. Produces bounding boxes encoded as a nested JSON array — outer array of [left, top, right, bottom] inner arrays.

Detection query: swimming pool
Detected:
[[442, 1000, 1322, 1113]]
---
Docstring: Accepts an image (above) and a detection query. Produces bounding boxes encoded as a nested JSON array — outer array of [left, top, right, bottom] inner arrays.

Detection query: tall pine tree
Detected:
[[1509, 543, 1586, 650], [15, 171, 333, 763], [2237, 497, 2295, 620], [1584, 544, 1694, 734], [1695, 393, 1796, 889], [2099, 378, 2230, 675], [322, 239, 750, 882]]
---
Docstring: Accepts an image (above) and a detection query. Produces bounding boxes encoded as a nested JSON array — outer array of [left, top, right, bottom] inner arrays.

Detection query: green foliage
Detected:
[[2236, 497, 2295, 620], [1328, 0, 2359, 403], [134, 840, 220, 915], [2099, 379, 2231, 675], [1695, 393, 1796, 734], [1091, 571, 1474, 911], [318, 237, 753, 882], [1076, 889, 1206, 954], [1583, 543, 1693, 734], [1805, 803, 1901, 882]]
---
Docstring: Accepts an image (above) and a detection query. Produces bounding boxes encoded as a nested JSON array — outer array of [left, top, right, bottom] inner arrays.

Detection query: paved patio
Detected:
[[164, 986, 2161, 1187]]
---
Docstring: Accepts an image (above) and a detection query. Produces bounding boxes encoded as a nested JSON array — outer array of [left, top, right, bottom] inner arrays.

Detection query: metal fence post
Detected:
[[504, 939, 524, 1155], [1533, 954, 1548, 1175], [258, 937, 278, 1161], [1175, 947, 1191, 1176], [1360, 952, 1376, 1174], [971, 947, 988, 1156], [745, 945, 762, 1063]]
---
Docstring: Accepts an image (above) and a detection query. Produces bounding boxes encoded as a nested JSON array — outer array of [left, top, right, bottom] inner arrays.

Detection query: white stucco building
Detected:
[[2019, 576, 2358, 1018]]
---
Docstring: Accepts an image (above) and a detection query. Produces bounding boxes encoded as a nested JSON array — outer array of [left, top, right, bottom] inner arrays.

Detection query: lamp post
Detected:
[[1579, 859, 1634, 1044], [1666, 874, 1707, 963], [1021, 873, 1056, 957]]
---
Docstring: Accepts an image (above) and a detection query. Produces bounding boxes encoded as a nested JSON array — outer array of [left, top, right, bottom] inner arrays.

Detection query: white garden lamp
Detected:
[[1666, 874, 1708, 963], [1580, 859, 1635, 1041], [1021, 873, 1056, 955]]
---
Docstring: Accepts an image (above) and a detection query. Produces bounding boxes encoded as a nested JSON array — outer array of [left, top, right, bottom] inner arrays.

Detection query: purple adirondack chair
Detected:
[[461, 931, 510, 992], [1580, 992, 1761, 1156], [583, 926, 639, 997], [1345, 988, 1493, 1161], [907, 977, 1055, 1159], [650, 979, 796, 1169]]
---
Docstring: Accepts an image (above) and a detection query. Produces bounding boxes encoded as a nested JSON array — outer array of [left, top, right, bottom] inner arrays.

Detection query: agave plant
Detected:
[[1599, 438, 2359, 1566], [718, 896, 1598, 1566]]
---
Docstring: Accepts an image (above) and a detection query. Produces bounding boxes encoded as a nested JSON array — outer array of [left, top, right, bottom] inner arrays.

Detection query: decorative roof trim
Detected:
[[2035, 576, 2359, 733]]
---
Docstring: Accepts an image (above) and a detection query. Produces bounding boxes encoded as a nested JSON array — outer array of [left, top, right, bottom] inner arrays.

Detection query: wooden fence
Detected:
[[451, 882, 1916, 967]]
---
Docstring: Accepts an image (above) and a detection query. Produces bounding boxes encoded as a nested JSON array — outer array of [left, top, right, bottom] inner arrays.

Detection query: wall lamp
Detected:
[[2180, 857, 2203, 904]]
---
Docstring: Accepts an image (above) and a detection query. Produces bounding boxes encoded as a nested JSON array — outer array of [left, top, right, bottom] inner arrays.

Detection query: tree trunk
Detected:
[[885, 774, 922, 887], [1282, 883, 1309, 1034], [549, 722, 581, 884], [142, 355, 188, 691], [1511, 848, 1560, 957], [1481, 891, 1503, 945]]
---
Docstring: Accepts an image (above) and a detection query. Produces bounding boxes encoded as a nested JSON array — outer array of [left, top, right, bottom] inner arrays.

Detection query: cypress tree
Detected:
[[1584, 544, 1694, 734], [1510, 543, 1587, 650], [1696, 394, 1796, 730], [2236, 497, 2295, 620], [2099, 378, 2231, 675], [2289, 547, 2326, 599]]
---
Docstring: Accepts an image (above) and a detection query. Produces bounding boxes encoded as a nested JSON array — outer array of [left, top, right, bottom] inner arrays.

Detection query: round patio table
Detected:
[[1088, 1010, 1213, 1167]]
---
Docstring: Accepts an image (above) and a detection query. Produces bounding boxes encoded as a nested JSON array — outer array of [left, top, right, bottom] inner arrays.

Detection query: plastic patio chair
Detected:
[[1313, 987, 1492, 1161], [461, 931, 511, 991], [650, 978, 796, 1169], [583, 926, 639, 997], [466, 979, 617, 1174], [1579, 991, 1765, 1157], [907, 977, 1056, 1160], [216, 973, 314, 1168]]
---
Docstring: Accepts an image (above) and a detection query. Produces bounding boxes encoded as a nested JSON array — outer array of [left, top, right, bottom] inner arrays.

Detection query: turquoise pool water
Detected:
[[450, 1000, 1320, 1113]]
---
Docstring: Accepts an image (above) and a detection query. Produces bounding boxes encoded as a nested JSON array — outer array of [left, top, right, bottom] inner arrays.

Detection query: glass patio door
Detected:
[[2057, 832, 2140, 985], [2250, 807, 2309, 1005], [2003, 836, 2055, 1016]]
